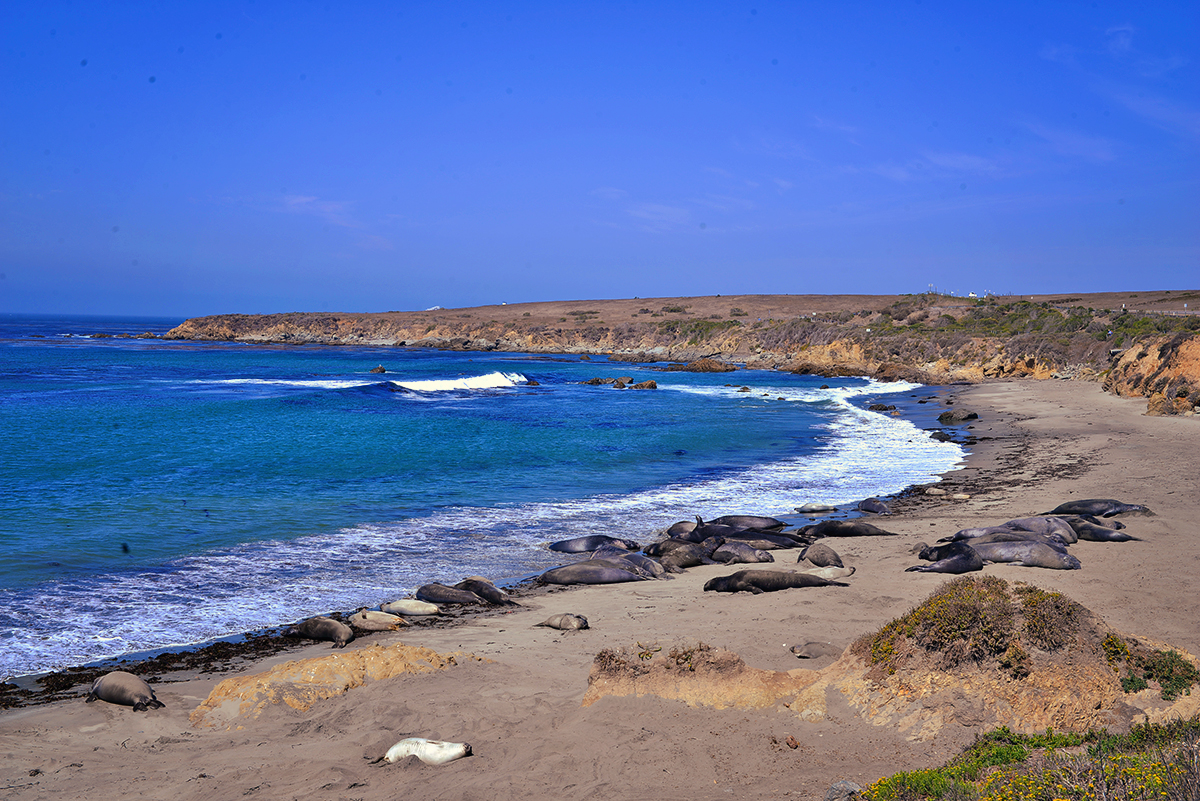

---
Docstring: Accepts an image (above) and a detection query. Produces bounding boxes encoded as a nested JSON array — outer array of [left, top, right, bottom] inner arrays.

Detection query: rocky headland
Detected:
[[165, 291, 1200, 413]]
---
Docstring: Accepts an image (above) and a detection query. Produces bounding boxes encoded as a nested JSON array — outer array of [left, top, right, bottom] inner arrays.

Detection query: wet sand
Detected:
[[1, 378, 1196, 801]]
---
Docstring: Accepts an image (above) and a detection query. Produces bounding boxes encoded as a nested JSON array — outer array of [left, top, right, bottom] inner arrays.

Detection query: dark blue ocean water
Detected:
[[0, 314, 964, 679]]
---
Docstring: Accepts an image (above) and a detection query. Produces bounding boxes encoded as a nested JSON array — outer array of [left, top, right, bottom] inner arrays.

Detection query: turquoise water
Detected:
[[0, 314, 964, 679]]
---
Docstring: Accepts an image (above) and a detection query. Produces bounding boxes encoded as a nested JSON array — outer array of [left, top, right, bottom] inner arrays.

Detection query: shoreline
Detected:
[[2, 377, 1196, 799]]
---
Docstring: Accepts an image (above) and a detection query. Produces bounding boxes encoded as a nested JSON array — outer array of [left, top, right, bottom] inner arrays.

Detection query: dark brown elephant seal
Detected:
[[801, 519, 897, 538], [535, 613, 589, 631], [702, 570, 849, 594], [85, 671, 165, 711], [906, 541, 984, 574], [712, 541, 774, 564], [548, 535, 640, 553], [1061, 516, 1140, 542], [593, 547, 673, 577], [1044, 499, 1152, 518], [660, 543, 719, 571], [798, 541, 843, 568], [416, 583, 486, 605], [454, 578, 519, 605], [707, 514, 788, 531], [284, 615, 354, 648]]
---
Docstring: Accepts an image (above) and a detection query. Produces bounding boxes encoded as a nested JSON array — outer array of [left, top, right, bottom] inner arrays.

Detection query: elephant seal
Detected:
[[381, 599, 441, 616], [593, 547, 673, 577], [798, 541, 843, 568], [722, 531, 807, 550], [712, 541, 775, 564], [801, 519, 897, 538], [660, 543, 720, 571], [538, 561, 652, 585], [535, 613, 589, 631], [970, 541, 1081, 570], [415, 583, 486, 605], [284, 615, 354, 648], [383, 737, 472, 766], [549, 535, 640, 553], [1044, 499, 1152, 518], [454, 578, 518, 605], [795, 503, 837, 513], [798, 564, 855, 580], [642, 537, 700, 557], [1001, 516, 1077, 542], [665, 520, 697, 537], [702, 570, 849, 594], [85, 671, 165, 711], [350, 608, 405, 631], [857, 497, 892, 515], [1061, 516, 1140, 542], [906, 541, 984, 574], [790, 641, 842, 660], [708, 514, 788, 531]]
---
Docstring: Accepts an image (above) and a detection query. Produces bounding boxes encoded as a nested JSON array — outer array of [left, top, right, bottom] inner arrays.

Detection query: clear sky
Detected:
[[2, 1, 1196, 317]]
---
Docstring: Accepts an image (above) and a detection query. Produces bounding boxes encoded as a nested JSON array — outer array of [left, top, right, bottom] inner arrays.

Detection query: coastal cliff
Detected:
[[165, 291, 1200, 407]]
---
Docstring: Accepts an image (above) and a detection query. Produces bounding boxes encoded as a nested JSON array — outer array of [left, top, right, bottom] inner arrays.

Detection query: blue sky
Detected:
[[2, 1, 1196, 317]]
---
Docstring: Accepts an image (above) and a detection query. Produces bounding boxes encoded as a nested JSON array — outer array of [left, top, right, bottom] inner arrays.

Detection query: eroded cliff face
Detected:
[[163, 301, 1200, 397], [1103, 333, 1200, 415]]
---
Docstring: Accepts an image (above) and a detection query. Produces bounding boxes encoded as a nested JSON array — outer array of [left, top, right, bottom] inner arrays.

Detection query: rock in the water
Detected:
[[632, 380, 657, 390]]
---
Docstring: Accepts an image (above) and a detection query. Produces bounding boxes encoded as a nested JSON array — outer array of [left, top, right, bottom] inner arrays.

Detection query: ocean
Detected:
[[0, 313, 965, 680]]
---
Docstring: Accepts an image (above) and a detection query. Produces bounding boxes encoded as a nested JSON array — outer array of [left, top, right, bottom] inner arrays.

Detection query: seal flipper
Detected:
[[85, 692, 98, 703]]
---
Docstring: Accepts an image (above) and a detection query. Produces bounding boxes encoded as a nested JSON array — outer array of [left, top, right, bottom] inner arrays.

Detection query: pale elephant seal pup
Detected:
[[416, 583, 485, 605], [795, 503, 837, 513], [798, 564, 855, 580], [1044, 499, 1152, 518], [857, 497, 892, 515], [454, 578, 518, 605], [85, 671, 165, 711], [284, 616, 354, 648], [906, 541, 983, 574], [708, 514, 788, 531], [790, 641, 841, 660], [384, 737, 472, 766], [381, 599, 441, 616], [703, 570, 849, 594], [712, 541, 774, 564], [548, 535, 640, 554], [535, 613, 589, 631], [798, 541, 843, 568], [538, 561, 652, 585], [350, 608, 405, 631]]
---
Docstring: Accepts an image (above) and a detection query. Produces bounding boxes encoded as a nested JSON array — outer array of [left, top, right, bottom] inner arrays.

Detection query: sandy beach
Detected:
[[1, 377, 1197, 801]]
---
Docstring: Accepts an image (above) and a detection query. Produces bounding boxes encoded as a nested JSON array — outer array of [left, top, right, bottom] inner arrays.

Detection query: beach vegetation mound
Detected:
[[838, 577, 1200, 738], [859, 715, 1200, 801]]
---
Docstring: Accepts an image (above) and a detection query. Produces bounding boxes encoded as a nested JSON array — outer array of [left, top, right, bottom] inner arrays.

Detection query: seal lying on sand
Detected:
[[798, 564, 855, 580], [1000, 516, 1077, 542], [801, 520, 897, 538], [454, 578, 519, 605], [1044, 499, 1152, 518], [381, 599, 441, 616], [857, 497, 892, 515], [535, 613, 589, 630], [85, 671, 165, 711], [798, 541, 843, 568], [416, 583, 486, 605], [906, 541, 984, 574], [703, 569, 849, 594], [549, 535, 640, 553], [284, 615, 354, 648], [593, 547, 673, 577], [707, 514, 788, 531], [383, 738, 472, 766], [538, 561, 652, 585], [712, 541, 774, 564], [350, 608, 405, 631], [1061, 516, 1140, 542], [971, 540, 1081, 570], [790, 641, 841, 659]]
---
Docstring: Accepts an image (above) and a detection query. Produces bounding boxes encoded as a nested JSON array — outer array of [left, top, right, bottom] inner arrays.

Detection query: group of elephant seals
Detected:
[[85, 671, 165, 711], [284, 615, 354, 648], [549, 535, 640, 554], [535, 613, 589, 631], [382, 737, 472, 766], [1044, 498, 1152, 518], [703, 569, 849, 594]]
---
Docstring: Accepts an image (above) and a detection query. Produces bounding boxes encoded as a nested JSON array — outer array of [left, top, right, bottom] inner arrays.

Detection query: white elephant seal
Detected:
[[381, 599, 441, 616], [796, 503, 837, 513], [350, 608, 405, 631], [790, 641, 842, 660], [798, 565, 855, 580], [384, 737, 472, 765], [535, 613, 589, 631], [85, 671, 165, 711]]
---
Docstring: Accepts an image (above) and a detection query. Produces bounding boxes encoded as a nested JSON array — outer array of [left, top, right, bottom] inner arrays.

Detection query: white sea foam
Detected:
[[391, 372, 527, 391], [189, 371, 527, 393]]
